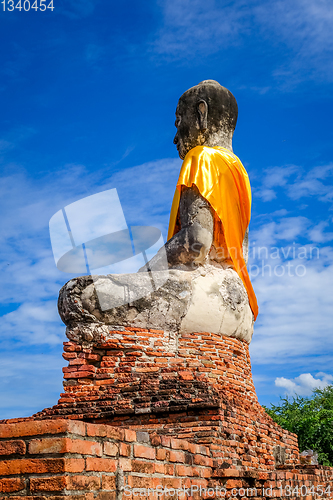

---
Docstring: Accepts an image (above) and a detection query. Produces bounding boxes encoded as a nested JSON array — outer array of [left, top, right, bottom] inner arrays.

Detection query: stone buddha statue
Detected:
[[140, 79, 247, 272], [58, 80, 257, 346]]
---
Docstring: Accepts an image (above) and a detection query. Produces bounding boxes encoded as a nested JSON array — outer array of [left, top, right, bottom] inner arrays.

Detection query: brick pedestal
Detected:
[[40, 328, 259, 418], [1, 328, 333, 498]]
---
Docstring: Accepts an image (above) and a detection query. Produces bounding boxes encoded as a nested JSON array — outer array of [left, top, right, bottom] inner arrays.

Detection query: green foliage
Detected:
[[264, 385, 333, 466]]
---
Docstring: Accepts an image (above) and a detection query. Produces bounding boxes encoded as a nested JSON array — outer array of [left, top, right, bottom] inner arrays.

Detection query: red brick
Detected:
[[79, 353, 101, 361], [161, 436, 171, 447], [63, 342, 82, 352], [170, 438, 189, 451], [96, 379, 115, 387], [169, 450, 186, 463], [150, 434, 162, 446], [0, 419, 86, 439], [69, 358, 88, 366], [225, 479, 243, 489], [132, 460, 155, 474], [119, 457, 132, 471], [156, 449, 167, 460], [193, 454, 213, 466], [86, 423, 124, 441], [30, 476, 66, 492], [124, 429, 136, 442], [63, 458, 85, 472], [120, 442, 131, 457], [128, 476, 156, 489], [64, 370, 94, 378], [165, 464, 175, 475], [29, 437, 102, 456], [0, 458, 67, 475], [217, 469, 240, 477], [62, 352, 77, 360], [175, 464, 195, 476], [66, 475, 101, 490], [104, 442, 118, 456], [102, 475, 116, 490], [0, 439, 26, 456], [134, 367, 159, 373], [179, 371, 194, 380], [96, 492, 116, 500], [155, 462, 165, 474], [0, 477, 25, 493], [86, 457, 117, 472], [133, 444, 155, 459]]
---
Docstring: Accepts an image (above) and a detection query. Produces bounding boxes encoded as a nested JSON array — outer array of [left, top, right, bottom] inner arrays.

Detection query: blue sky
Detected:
[[1, 0, 333, 418]]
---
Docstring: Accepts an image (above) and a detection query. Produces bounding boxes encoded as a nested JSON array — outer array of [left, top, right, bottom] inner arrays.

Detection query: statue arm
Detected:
[[139, 186, 214, 271]]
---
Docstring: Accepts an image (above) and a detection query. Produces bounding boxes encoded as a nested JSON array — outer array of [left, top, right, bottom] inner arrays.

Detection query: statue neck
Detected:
[[201, 130, 234, 153]]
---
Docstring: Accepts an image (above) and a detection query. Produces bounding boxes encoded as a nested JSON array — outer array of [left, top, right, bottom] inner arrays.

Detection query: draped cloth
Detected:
[[167, 145, 258, 320]]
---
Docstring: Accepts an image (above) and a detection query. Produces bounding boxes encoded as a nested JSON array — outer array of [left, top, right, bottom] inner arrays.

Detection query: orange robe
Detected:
[[168, 145, 258, 320]]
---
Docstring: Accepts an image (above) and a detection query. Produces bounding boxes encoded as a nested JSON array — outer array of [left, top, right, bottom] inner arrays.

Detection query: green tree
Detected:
[[264, 385, 333, 466]]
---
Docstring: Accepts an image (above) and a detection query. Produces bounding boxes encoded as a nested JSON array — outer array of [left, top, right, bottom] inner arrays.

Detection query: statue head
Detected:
[[173, 80, 238, 159]]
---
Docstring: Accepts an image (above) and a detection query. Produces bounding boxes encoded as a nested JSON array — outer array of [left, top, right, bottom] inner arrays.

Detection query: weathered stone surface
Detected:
[[59, 264, 253, 347]]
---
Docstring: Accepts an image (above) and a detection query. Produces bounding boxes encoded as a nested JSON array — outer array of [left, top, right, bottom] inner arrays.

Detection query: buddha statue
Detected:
[[58, 80, 257, 346]]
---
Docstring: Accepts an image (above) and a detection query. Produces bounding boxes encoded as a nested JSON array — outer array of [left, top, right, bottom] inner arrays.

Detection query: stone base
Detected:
[[0, 419, 333, 499], [2, 328, 333, 498], [26, 328, 301, 471]]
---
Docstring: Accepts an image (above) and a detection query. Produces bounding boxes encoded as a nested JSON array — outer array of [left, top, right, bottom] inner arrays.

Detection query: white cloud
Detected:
[[0, 302, 63, 348], [263, 166, 298, 189], [152, 0, 247, 59], [250, 216, 310, 248], [249, 165, 333, 368], [308, 221, 333, 243], [250, 253, 333, 366], [255, 0, 333, 56], [257, 188, 276, 202], [256, 163, 333, 208], [275, 372, 333, 396], [152, 0, 333, 84], [287, 164, 333, 201]]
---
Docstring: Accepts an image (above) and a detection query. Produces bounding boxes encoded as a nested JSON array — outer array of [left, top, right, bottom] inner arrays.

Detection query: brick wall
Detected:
[[2, 329, 333, 498], [1, 419, 333, 499], [40, 329, 260, 418], [27, 329, 300, 471]]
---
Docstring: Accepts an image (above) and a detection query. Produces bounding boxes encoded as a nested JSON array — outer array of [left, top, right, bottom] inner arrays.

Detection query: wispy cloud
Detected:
[[249, 239, 333, 365], [275, 372, 333, 396], [309, 221, 333, 243], [152, 0, 249, 59], [152, 0, 333, 85], [249, 163, 333, 369], [256, 163, 333, 207], [255, 0, 333, 84]]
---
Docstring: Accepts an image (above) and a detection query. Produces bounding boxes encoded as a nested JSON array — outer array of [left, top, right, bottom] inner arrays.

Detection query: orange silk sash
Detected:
[[167, 145, 258, 320]]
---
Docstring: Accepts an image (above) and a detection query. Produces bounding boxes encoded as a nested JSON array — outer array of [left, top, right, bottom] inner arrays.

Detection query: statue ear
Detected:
[[197, 100, 208, 130]]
